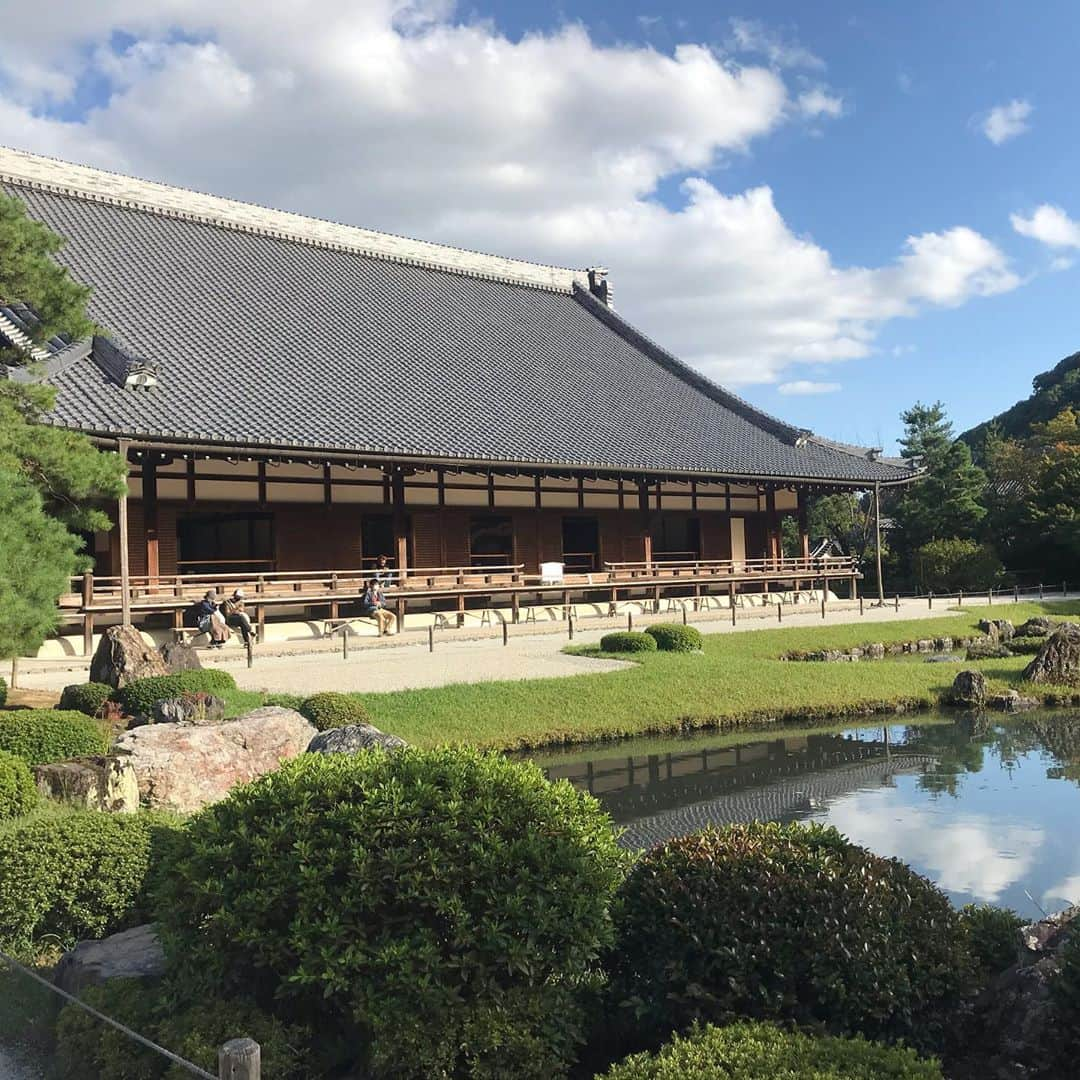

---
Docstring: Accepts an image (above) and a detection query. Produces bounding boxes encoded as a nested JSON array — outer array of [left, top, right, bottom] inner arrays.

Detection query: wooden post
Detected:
[[511, 591, 520, 624], [859, 595, 864, 617], [429, 625, 434, 652], [1014, 584, 1019, 603], [82, 571, 95, 656], [765, 489, 780, 568], [895, 594, 899, 612], [873, 482, 885, 605], [638, 480, 653, 571], [627, 611, 633, 632], [1039, 582, 1044, 600], [797, 490, 810, 561], [390, 470, 409, 583], [118, 440, 132, 626], [777, 601, 782, 623], [503, 620, 509, 646], [143, 458, 160, 585], [682, 604, 688, 626], [343, 629, 349, 659], [929, 592, 933, 610], [568, 613, 575, 640], [219, 1038, 260, 1080], [9, 657, 17, 690]]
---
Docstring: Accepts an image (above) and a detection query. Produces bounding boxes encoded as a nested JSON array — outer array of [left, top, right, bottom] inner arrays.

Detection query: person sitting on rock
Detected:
[[360, 578, 397, 636], [195, 590, 229, 648], [221, 588, 254, 645]]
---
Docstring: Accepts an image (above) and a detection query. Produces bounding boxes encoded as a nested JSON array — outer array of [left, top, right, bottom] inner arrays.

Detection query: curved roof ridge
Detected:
[[0, 145, 587, 294]]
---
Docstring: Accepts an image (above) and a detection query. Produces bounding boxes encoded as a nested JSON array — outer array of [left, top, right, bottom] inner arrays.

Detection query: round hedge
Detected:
[[115, 670, 237, 718], [0, 709, 110, 766], [156, 748, 630, 1079], [959, 903, 1024, 984], [645, 623, 703, 652], [600, 631, 658, 654], [0, 811, 181, 949], [0, 750, 36, 820], [299, 691, 371, 731], [605, 822, 966, 1054], [55, 978, 309, 1080], [58, 682, 114, 718], [599, 1022, 942, 1080]]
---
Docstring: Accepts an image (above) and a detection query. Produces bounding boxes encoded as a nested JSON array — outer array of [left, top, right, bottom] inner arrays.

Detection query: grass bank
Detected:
[[356, 602, 1080, 751]]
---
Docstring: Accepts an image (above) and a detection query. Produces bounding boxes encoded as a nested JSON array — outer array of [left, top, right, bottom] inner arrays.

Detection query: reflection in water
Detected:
[[532, 711, 1080, 916]]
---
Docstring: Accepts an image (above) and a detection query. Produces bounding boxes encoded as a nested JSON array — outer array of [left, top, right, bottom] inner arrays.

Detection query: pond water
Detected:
[[528, 710, 1080, 918]]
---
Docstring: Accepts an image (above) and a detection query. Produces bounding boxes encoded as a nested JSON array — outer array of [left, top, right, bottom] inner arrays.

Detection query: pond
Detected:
[[527, 709, 1080, 918]]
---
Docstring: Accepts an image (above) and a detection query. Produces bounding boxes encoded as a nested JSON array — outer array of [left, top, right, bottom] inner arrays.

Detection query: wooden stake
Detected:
[[627, 612, 633, 632], [428, 626, 434, 652], [219, 1038, 260, 1080], [503, 620, 508, 646]]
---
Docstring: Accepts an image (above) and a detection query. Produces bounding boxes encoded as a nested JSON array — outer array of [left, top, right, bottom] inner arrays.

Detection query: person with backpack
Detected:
[[191, 590, 229, 647]]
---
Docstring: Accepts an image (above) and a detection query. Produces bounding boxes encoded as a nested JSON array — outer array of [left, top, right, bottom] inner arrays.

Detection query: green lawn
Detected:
[[354, 602, 1080, 751]]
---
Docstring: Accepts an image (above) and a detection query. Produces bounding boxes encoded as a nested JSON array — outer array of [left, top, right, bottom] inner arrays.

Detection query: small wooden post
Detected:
[[958, 589, 964, 607], [503, 620, 509, 646], [246, 636, 254, 669], [9, 657, 17, 690], [928, 592, 933, 610], [1039, 582, 1044, 600], [511, 592, 520, 624], [1014, 584, 1019, 603], [777, 601, 782, 623], [627, 612, 633, 632], [988, 588, 993, 607], [219, 1038, 260, 1080], [568, 613, 575, 640], [894, 594, 899, 612], [682, 604, 688, 626], [859, 596, 864, 617], [428, 625, 434, 652], [82, 571, 95, 656], [342, 629, 348, 660]]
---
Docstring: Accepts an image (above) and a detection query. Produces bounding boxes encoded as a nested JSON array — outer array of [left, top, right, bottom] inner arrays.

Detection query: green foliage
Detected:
[[0, 192, 95, 363], [261, 691, 304, 710], [1007, 636, 1045, 656], [597, 1021, 942, 1080], [600, 631, 658, 654], [0, 676, 6, 706], [645, 624, 703, 652], [299, 690, 371, 730], [913, 538, 1003, 593], [116, 670, 237, 718], [156, 748, 630, 1079], [54, 978, 309, 1080], [0, 811, 182, 949], [958, 904, 1024, 984], [58, 682, 114, 717], [605, 822, 966, 1054], [0, 709, 109, 765], [0, 749, 36, 820]]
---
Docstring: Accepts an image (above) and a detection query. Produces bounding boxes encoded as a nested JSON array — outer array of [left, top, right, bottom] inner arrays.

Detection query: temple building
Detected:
[[0, 147, 917, 651]]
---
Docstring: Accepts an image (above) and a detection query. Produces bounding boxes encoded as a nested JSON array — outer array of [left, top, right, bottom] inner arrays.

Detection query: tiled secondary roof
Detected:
[[0, 148, 916, 484]]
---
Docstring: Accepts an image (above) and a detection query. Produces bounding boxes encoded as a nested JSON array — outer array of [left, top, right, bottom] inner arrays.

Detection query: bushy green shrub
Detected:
[[959, 904, 1024, 983], [299, 690, 371, 731], [0, 709, 110, 765], [58, 682, 114, 717], [605, 822, 966, 1054], [0, 811, 181, 949], [1006, 636, 1045, 656], [0, 749, 36, 820], [966, 643, 1012, 661], [55, 978, 309, 1080], [599, 631, 657, 654], [115, 670, 237, 718], [598, 1021, 942, 1080], [914, 539, 1003, 594], [156, 748, 630, 1079], [645, 623, 703, 652]]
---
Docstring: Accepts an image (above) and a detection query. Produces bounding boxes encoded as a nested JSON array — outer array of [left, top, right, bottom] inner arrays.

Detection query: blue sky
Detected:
[[2, 1, 1078, 451]]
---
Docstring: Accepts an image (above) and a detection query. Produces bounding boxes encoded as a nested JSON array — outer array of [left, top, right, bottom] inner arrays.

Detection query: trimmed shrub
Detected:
[[598, 1021, 942, 1080], [299, 691, 371, 731], [0, 811, 182, 949], [156, 748, 630, 1079], [58, 682, 114, 718], [55, 979, 309, 1080], [913, 538, 1003, 594], [599, 631, 657, 654], [0, 709, 110, 766], [959, 904, 1024, 983], [645, 623, 703, 652], [1006, 636, 1045, 656], [115, 670, 237, 718], [0, 750, 36, 820], [605, 822, 966, 1054], [966, 643, 1012, 661]]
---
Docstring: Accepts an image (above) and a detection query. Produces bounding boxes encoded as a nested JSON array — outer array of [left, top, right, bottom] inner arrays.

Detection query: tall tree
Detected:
[[0, 192, 126, 659], [891, 401, 987, 557]]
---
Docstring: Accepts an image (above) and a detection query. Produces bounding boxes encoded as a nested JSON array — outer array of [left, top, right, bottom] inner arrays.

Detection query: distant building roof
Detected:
[[0, 147, 918, 485]]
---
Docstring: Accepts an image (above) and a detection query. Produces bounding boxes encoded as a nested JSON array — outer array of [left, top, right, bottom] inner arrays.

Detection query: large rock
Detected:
[[307, 724, 407, 755], [89, 625, 168, 689], [1023, 623, 1080, 685], [966, 642, 1012, 661], [1016, 617, 1058, 638], [54, 924, 164, 996], [148, 693, 225, 727], [979, 618, 1016, 642], [158, 639, 202, 672], [114, 706, 316, 813], [33, 756, 140, 813], [960, 906, 1079, 1079], [948, 669, 988, 707]]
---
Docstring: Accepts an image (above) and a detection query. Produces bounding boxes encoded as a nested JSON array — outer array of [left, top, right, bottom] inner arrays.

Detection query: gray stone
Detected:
[[916, 639, 934, 653], [33, 756, 139, 813], [54, 924, 164, 996], [1023, 623, 1080, 686], [158, 640, 202, 672], [149, 693, 225, 726], [89, 625, 169, 689], [926, 654, 963, 663], [114, 706, 316, 813], [1015, 617, 1058, 638], [966, 642, 1012, 661], [979, 618, 1016, 642], [867, 643, 886, 660], [934, 636, 954, 652], [988, 691, 1041, 713], [307, 723, 408, 754], [948, 669, 987, 707]]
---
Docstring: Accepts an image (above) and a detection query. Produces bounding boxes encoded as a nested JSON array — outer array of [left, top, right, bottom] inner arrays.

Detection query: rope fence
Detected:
[[0, 949, 259, 1079]]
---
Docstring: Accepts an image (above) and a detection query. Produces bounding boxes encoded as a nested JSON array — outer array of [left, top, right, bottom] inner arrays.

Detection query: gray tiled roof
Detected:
[[1, 159, 916, 484]]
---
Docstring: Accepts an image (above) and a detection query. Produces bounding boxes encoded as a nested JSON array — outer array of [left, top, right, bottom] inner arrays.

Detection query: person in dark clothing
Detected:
[[360, 578, 397, 635], [221, 588, 254, 644], [195, 590, 228, 647]]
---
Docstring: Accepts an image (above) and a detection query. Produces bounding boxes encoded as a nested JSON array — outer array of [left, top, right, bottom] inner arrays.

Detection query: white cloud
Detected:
[[778, 380, 841, 395], [981, 99, 1033, 145], [797, 87, 844, 119], [0, 2, 1023, 388], [1011, 204, 1080, 249], [1045, 874, 1080, 908], [728, 17, 825, 70]]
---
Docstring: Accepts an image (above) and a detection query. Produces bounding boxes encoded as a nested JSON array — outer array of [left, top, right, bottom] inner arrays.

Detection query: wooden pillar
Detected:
[[765, 488, 780, 567], [82, 571, 94, 656], [143, 458, 159, 585], [391, 470, 408, 582], [118, 439, 132, 626], [638, 480, 653, 570], [873, 482, 885, 605], [797, 489, 810, 561]]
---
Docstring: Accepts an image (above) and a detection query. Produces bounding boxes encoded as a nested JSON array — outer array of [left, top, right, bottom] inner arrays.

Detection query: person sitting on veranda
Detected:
[[374, 553, 397, 589], [195, 590, 229, 648], [221, 588, 254, 645], [360, 578, 397, 636]]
